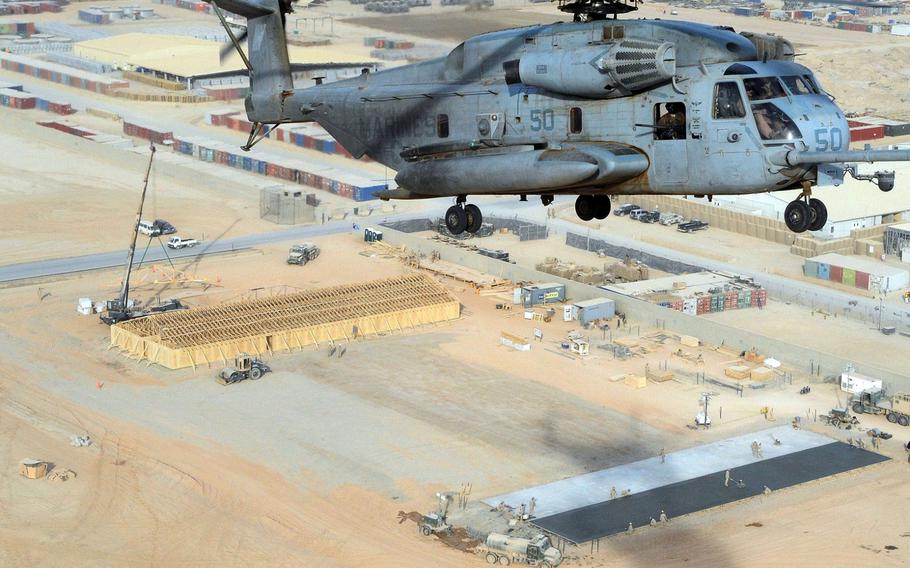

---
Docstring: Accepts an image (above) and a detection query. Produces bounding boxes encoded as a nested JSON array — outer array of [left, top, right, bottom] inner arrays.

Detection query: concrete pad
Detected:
[[486, 426, 831, 518]]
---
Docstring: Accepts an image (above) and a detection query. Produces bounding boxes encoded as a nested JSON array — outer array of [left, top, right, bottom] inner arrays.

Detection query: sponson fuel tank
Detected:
[[392, 145, 649, 197]]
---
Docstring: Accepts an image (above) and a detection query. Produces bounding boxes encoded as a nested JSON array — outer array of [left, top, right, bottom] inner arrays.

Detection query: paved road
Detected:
[[0, 218, 387, 283], [0, 198, 545, 284]]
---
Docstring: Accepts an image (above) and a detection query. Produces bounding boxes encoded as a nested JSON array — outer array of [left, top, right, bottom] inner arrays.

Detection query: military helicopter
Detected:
[[208, 0, 910, 235]]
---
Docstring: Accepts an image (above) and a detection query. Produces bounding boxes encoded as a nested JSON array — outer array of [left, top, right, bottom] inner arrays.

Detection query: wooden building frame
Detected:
[[111, 273, 460, 369]]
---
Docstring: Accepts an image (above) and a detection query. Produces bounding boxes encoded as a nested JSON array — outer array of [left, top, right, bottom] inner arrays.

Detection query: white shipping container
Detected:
[[840, 371, 883, 394], [891, 23, 910, 36]]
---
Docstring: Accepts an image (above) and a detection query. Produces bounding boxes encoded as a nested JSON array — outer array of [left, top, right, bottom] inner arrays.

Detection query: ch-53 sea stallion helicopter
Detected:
[[207, 0, 910, 235]]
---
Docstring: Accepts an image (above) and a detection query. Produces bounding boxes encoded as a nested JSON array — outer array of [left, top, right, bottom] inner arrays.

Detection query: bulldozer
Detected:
[[287, 243, 320, 265], [217, 353, 271, 385]]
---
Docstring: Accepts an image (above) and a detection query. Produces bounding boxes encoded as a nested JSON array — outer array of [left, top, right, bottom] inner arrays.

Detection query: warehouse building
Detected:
[[73, 32, 378, 89], [804, 253, 909, 293]]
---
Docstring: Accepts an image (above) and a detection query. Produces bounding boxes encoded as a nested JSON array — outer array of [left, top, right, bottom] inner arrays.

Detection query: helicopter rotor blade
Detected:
[[210, 2, 253, 71], [219, 27, 248, 64]]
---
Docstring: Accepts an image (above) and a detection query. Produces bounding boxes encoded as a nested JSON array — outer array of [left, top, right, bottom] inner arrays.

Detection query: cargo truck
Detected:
[[850, 389, 910, 427], [476, 533, 562, 567]]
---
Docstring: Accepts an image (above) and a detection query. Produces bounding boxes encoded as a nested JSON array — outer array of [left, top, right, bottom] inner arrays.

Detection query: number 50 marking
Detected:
[[530, 109, 555, 131], [814, 127, 843, 152]]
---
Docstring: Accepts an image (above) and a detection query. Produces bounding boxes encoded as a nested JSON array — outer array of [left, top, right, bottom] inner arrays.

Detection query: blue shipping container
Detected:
[[817, 263, 830, 280]]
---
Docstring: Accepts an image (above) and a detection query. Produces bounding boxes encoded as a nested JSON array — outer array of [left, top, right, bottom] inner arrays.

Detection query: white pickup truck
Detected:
[[166, 236, 200, 249]]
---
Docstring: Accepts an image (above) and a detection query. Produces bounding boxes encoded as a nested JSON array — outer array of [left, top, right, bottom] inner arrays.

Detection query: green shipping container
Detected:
[[843, 268, 856, 287]]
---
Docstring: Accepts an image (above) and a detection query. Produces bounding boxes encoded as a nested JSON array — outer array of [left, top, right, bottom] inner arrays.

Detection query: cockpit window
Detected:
[[781, 75, 815, 96], [724, 63, 756, 76], [713, 82, 746, 119], [743, 77, 787, 101], [751, 102, 802, 141]]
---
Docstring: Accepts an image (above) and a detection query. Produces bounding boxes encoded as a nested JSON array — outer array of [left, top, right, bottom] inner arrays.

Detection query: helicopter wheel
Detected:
[[593, 196, 611, 220], [575, 195, 596, 221], [784, 200, 811, 233], [445, 205, 468, 235], [808, 198, 827, 231], [464, 204, 483, 234]]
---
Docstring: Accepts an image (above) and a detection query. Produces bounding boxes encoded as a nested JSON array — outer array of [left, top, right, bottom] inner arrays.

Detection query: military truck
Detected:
[[850, 390, 910, 427], [477, 533, 562, 567], [287, 243, 320, 265]]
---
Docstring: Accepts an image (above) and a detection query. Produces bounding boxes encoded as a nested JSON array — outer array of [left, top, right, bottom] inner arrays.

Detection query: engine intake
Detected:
[[515, 40, 676, 99]]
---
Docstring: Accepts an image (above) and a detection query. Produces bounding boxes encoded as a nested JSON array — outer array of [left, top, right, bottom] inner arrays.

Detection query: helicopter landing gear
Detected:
[[575, 195, 611, 221], [808, 198, 827, 231], [785, 192, 828, 233], [445, 198, 483, 235], [784, 200, 811, 233], [541, 195, 554, 206]]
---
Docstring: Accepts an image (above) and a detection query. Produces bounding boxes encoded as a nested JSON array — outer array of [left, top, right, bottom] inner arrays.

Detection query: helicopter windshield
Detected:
[[751, 102, 802, 142], [743, 77, 787, 101], [781, 75, 819, 96]]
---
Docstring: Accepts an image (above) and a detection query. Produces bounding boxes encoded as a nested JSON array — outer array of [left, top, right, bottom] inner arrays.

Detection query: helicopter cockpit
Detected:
[[713, 63, 836, 148], [743, 76, 804, 142]]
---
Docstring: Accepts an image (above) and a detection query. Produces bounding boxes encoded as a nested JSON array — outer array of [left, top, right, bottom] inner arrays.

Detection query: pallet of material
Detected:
[[724, 365, 751, 380], [646, 369, 674, 383], [624, 374, 647, 389], [750, 366, 775, 382]]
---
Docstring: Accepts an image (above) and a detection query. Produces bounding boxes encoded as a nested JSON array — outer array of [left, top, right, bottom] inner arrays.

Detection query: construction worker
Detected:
[[659, 448, 666, 464], [724, 469, 731, 487], [610, 486, 618, 500], [763, 486, 772, 496], [659, 510, 669, 524], [627, 522, 634, 534], [649, 517, 657, 527]]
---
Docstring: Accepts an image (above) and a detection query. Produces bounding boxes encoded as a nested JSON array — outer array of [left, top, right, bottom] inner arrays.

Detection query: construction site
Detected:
[[3, 0, 910, 567]]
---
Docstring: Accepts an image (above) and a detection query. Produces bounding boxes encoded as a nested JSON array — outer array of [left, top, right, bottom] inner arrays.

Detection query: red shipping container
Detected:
[[855, 270, 870, 289], [849, 125, 884, 142], [829, 264, 843, 283]]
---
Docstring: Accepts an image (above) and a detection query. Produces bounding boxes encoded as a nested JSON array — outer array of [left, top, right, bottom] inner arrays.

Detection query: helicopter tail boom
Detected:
[[211, 0, 293, 123]]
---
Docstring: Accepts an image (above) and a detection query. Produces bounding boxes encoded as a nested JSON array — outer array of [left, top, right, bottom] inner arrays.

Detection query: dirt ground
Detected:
[[2, 234, 909, 566]]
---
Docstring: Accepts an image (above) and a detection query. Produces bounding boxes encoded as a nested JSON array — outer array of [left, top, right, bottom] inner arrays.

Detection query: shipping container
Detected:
[[830, 264, 843, 282], [522, 283, 566, 305], [817, 262, 830, 280], [855, 270, 870, 289], [842, 268, 856, 287], [804, 259, 818, 278]]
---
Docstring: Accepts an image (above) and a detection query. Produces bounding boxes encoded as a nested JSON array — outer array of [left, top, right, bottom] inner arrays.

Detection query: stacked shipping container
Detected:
[[805, 253, 910, 292], [122, 120, 173, 144], [206, 109, 364, 161], [0, 52, 129, 94], [170, 134, 386, 201], [0, 86, 74, 113], [0, 21, 36, 36]]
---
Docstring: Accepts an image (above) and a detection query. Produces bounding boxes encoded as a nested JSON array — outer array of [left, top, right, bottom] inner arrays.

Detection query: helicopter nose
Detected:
[[800, 98, 850, 153]]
